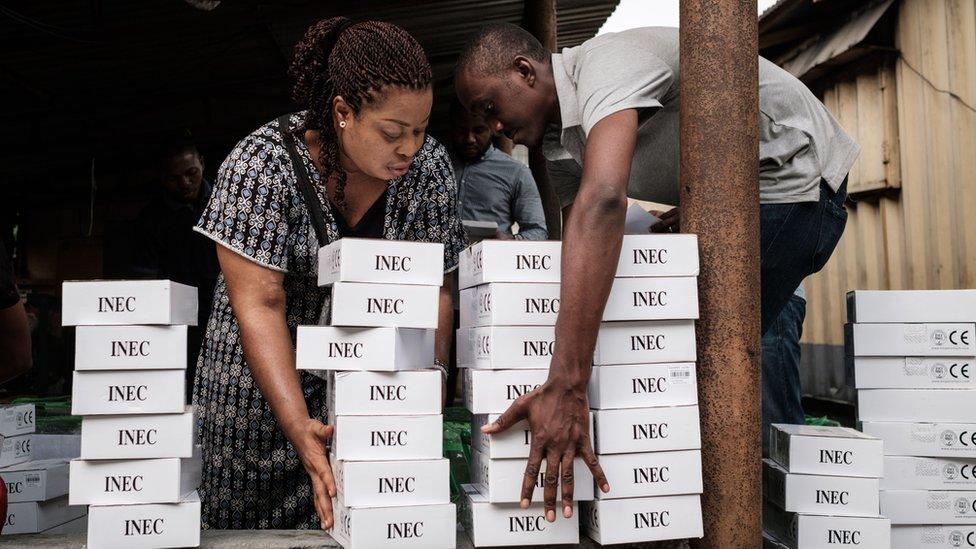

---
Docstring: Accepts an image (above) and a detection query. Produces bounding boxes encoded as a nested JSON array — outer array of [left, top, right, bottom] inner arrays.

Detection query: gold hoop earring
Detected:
[[339, 120, 346, 128]]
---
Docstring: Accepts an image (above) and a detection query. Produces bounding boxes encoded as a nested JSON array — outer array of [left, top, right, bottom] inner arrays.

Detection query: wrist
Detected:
[[546, 353, 591, 392]]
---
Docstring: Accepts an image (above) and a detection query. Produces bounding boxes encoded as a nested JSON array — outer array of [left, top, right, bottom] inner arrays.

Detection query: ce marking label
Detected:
[[949, 330, 973, 346]]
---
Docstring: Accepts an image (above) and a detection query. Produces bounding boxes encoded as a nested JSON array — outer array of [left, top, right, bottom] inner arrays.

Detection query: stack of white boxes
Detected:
[[296, 238, 455, 549], [457, 235, 705, 546], [1, 404, 87, 535], [762, 424, 890, 548], [62, 280, 201, 549], [848, 289, 976, 548]]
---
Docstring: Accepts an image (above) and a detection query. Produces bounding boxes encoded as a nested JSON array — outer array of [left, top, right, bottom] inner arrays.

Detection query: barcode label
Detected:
[[668, 365, 693, 385]]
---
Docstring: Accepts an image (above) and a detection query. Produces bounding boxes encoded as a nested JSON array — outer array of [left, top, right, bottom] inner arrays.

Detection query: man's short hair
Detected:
[[456, 23, 549, 78], [157, 132, 200, 164]]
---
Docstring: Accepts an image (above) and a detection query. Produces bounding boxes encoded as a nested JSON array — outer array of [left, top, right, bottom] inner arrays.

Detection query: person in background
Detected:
[[0, 240, 31, 384], [131, 136, 219, 391], [450, 100, 548, 241], [762, 283, 807, 456]]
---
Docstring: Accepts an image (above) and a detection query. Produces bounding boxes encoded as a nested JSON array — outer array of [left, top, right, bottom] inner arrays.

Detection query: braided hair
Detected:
[[290, 17, 432, 210]]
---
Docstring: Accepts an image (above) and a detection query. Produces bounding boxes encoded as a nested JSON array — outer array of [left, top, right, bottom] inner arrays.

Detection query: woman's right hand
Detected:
[[289, 417, 338, 530]]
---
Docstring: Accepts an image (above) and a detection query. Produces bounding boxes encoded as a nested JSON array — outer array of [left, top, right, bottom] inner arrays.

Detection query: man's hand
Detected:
[[650, 207, 680, 233], [493, 230, 514, 240], [481, 375, 609, 522], [289, 418, 338, 529]]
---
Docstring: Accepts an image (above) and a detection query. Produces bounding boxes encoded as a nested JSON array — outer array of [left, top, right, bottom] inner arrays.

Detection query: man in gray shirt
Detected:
[[449, 101, 548, 240], [454, 24, 858, 520]]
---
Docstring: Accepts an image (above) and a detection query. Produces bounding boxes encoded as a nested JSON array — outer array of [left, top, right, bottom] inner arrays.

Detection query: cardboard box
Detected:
[[588, 362, 698, 410], [74, 326, 188, 370], [580, 494, 703, 545], [71, 369, 186, 416], [331, 456, 449, 508], [318, 238, 444, 286], [593, 406, 701, 455], [1, 434, 33, 468], [847, 290, 976, 324], [459, 240, 562, 289], [327, 370, 440, 416], [470, 413, 594, 459], [601, 277, 699, 322], [0, 404, 36, 436], [69, 452, 201, 505], [763, 459, 880, 517], [31, 434, 81, 461], [763, 499, 890, 549], [3, 496, 87, 535], [463, 368, 548, 415], [86, 490, 201, 549], [331, 496, 456, 549], [593, 320, 697, 366], [852, 356, 976, 389], [862, 421, 976, 458], [456, 326, 556, 369], [881, 456, 976, 490], [80, 408, 196, 460], [858, 389, 976, 422], [40, 514, 87, 535], [597, 450, 702, 500], [768, 424, 884, 478], [330, 282, 439, 329], [0, 458, 70, 503], [460, 283, 560, 327], [891, 525, 976, 548], [845, 323, 976, 356], [296, 327, 433, 371], [469, 445, 594, 503], [881, 490, 976, 524], [331, 414, 442, 461], [459, 484, 579, 547], [61, 280, 198, 326], [615, 234, 699, 277]]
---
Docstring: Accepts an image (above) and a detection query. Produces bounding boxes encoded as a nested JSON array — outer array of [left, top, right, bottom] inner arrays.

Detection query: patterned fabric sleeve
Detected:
[[194, 132, 294, 273], [424, 141, 466, 273]]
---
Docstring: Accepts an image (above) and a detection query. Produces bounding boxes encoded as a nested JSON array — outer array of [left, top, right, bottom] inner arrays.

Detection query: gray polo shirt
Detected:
[[543, 27, 860, 207], [454, 145, 548, 240]]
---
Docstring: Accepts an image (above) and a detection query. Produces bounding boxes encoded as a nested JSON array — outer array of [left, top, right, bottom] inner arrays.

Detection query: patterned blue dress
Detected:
[[192, 112, 464, 529]]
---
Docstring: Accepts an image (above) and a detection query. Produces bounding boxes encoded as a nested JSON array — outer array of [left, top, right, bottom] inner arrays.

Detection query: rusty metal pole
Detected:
[[680, 1, 761, 547]]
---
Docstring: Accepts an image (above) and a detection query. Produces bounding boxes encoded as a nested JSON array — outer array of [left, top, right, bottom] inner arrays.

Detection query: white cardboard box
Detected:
[[593, 320, 697, 366], [845, 323, 976, 356], [615, 234, 700, 278], [456, 326, 556, 369], [588, 362, 698, 410], [86, 490, 201, 549], [597, 450, 702, 500], [601, 277, 699, 322], [862, 421, 976, 458], [71, 369, 186, 415], [593, 406, 701, 455], [74, 326, 188, 370], [330, 282, 439, 329], [459, 484, 579, 547], [763, 459, 880, 518], [859, 389, 976, 422], [459, 240, 562, 289], [32, 433, 81, 461], [296, 326, 433, 371], [331, 456, 449, 508], [470, 413, 594, 459], [69, 452, 201, 505], [891, 525, 976, 548], [331, 496, 456, 549], [0, 404, 36, 436], [1, 434, 34, 468], [580, 494, 703, 545], [80, 408, 196, 460], [881, 455, 976, 490], [763, 499, 891, 549], [853, 356, 976, 388], [881, 489, 976, 524], [3, 495, 87, 535], [847, 290, 976, 324], [460, 283, 560, 327], [0, 458, 70, 503], [331, 414, 442, 461], [768, 424, 884, 478], [318, 238, 444, 286], [463, 368, 548, 415], [40, 514, 87, 535], [61, 280, 197, 326], [469, 445, 594, 503], [327, 370, 440, 416]]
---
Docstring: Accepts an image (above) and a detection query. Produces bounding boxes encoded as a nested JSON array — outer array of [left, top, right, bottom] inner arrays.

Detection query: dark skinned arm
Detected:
[[481, 109, 638, 521]]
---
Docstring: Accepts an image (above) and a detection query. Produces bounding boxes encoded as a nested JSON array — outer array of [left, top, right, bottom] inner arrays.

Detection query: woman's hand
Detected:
[[289, 417, 338, 529]]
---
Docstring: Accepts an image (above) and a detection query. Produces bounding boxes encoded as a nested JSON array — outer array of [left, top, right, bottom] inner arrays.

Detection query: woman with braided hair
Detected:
[[192, 17, 463, 529]]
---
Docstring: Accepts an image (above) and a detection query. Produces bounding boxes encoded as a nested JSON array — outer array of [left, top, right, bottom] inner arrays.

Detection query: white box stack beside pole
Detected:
[[62, 280, 201, 548], [847, 289, 976, 547], [298, 238, 455, 549]]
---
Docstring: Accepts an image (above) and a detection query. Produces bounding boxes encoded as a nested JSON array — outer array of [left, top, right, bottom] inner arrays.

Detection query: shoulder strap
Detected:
[[277, 114, 330, 246]]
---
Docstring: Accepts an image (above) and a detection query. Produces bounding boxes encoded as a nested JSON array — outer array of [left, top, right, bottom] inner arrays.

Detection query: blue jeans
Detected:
[[761, 294, 806, 456]]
